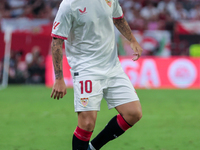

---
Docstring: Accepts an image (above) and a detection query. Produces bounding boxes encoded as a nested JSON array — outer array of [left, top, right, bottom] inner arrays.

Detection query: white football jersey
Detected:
[[51, 0, 124, 80]]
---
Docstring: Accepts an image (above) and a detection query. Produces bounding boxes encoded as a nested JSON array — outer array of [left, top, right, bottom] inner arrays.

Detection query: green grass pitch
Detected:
[[0, 85, 199, 150]]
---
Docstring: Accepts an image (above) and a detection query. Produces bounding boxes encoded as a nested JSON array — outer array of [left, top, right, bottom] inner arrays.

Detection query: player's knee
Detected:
[[133, 108, 142, 121], [136, 109, 143, 121], [81, 120, 95, 131], [128, 108, 142, 123], [78, 111, 97, 131]]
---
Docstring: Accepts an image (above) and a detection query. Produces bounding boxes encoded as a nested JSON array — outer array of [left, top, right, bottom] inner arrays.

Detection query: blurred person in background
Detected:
[[1, 0, 60, 19], [27, 0, 47, 18], [0, 0, 11, 18], [122, 2, 135, 23], [122, 0, 142, 12], [25, 0, 62, 19], [0, 50, 26, 84], [190, 4, 200, 20], [157, 1, 174, 31], [14, 51, 27, 83], [50, 0, 62, 20], [170, 2, 189, 20], [7, 0, 27, 18], [140, 2, 161, 30], [121, 0, 144, 30], [128, 9, 146, 30], [7, 50, 16, 83], [26, 46, 45, 84], [140, 2, 159, 21], [157, 0, 176, 15]]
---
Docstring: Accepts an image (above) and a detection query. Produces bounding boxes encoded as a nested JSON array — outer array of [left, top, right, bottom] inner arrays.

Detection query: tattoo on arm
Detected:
[[51, 38, 64, 79], [113, 17, 135, 42]]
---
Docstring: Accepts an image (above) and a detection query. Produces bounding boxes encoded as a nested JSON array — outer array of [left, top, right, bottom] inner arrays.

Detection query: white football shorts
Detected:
[[73, 72, 139, 112]]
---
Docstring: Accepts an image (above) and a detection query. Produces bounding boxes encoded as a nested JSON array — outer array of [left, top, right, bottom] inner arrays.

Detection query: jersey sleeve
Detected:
[[112, 0, 123, 19], [51, 0, 72, 40]]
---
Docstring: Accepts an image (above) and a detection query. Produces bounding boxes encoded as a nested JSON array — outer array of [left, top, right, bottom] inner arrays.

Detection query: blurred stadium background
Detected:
[[0, 0, 200, 150]]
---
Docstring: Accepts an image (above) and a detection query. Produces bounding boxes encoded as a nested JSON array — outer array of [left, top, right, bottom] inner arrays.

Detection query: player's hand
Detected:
[[130, 41, 143, 61], [50, 79, 67, 100]]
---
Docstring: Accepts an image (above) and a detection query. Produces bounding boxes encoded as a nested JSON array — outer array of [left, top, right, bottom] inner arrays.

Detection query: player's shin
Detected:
[[90, 114, 132, 150], [73, 126, 93, 150]]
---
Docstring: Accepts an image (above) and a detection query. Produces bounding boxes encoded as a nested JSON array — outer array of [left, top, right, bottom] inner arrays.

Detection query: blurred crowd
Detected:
[[1, 0, 200, 31], [1, 0, 200, 84], [0, 0, 60, 21], [0, 47, 45, 84], [121, 0, 200, 31]]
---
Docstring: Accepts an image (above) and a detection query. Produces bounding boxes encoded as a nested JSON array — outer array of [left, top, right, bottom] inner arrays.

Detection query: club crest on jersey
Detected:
[[105, 0, 112, 7], [79, 7, 87, 14], [80, 98, 89, 107], [53, 21, 60, 30]]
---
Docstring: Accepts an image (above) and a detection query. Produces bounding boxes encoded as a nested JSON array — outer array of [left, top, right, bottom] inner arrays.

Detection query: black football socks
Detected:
[[90, 114, 132, 150], [73, 126, 92, 150]]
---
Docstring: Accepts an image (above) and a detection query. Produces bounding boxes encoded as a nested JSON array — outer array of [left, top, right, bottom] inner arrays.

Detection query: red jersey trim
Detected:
[[113, 14, 124, 19], [51, 33, 68, 40]]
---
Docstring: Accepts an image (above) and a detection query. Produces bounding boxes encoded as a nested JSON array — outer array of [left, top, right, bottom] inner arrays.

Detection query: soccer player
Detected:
[[50, 0, 143, 149]]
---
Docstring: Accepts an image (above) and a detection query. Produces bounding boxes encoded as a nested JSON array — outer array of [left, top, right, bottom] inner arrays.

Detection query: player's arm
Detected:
[[50, 37, 67, 100], [113, 17, 143, 61]]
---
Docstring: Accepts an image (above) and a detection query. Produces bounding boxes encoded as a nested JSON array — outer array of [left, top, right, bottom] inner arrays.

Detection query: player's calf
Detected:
[[73, 111, 97, 150]]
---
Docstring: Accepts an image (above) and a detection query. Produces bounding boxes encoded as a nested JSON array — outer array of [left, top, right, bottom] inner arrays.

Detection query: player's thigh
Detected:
[[73, 79, 104, 112], [77, 111, 97, 131], [103, 73, 139, 109]]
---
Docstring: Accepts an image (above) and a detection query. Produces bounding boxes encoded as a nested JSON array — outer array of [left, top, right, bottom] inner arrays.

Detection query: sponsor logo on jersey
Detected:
[[105, 0, 112, 7], [79, 7, 87, 14], [80, 98, 89, 107], [53, 21, 60, 30]]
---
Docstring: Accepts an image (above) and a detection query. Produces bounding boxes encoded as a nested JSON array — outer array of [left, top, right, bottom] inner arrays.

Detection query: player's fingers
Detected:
[[132, 54, 138, 61], [57, 92, 60, 100], [60, 92, 63, 98], [135, 47, 140, 57], [137, 47, 143, 57], [54, 91, 58, 99], [64, 89, 67, 96], [51, 89, 55, 98]]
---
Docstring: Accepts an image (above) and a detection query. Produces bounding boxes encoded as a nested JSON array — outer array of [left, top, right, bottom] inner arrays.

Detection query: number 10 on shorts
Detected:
[[79, 80, 92, 94]]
